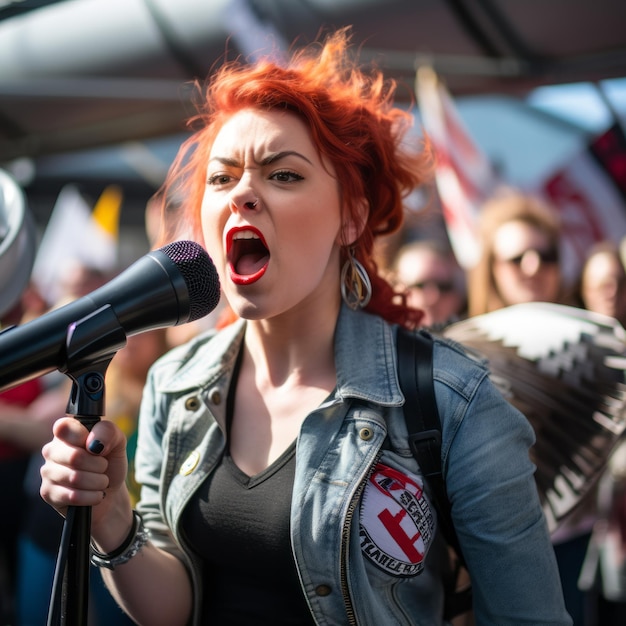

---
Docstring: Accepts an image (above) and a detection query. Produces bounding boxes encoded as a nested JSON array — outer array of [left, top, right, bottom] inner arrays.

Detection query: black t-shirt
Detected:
[[180, 442, 316, 625]]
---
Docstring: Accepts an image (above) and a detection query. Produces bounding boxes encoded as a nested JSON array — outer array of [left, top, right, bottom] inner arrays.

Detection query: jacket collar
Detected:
[[155, 317, 245, 393], [334, 304, 403, 407], [157, 305, 403, 407]]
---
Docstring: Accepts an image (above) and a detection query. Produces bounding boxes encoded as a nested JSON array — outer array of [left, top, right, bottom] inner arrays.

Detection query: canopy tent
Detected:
[[1, 0, 625, 161], [0, 0, 625, 230]]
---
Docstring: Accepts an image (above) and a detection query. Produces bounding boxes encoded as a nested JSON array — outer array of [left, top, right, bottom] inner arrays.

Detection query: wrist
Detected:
[[89, 489, 134, 552], [90, 509, 149, 570]]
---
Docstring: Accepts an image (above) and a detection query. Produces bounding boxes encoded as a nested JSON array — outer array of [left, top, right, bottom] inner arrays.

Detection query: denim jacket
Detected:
[[134, 304, 571, 626]]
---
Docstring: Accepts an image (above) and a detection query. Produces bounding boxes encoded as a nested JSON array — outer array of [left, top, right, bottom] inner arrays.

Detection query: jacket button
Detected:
[[209, 389, 222, 405], [184, 396, 200, 411], [180, 450, 201, 475], [359, 427, 374, 441], [315, 584, 332, 597]]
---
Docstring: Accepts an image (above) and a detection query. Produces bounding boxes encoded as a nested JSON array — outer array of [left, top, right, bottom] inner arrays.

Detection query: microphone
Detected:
[[0, 240, 221, 392]]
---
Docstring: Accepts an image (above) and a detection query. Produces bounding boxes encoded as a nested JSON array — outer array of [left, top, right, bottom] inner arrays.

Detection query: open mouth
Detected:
[[227, 227, 270, 285]]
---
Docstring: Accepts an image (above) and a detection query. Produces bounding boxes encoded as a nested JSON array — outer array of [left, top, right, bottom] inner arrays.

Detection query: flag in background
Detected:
[[32, 184, 123, 306], [415, 65, 503, 269], [538, 123, 626, 284], [416, 67, 626, 282]]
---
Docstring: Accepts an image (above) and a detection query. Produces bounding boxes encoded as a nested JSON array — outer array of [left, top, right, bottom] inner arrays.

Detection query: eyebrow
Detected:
[[209, 150, 314, 167]]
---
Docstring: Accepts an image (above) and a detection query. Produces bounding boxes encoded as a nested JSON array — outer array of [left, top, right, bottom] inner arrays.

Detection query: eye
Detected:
[[207, 173, 234, 186], [271, 170, 304, 183]]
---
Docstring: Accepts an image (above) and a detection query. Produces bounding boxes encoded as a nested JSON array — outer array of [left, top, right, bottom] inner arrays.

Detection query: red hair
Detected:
[[157, 28, 433, 328]]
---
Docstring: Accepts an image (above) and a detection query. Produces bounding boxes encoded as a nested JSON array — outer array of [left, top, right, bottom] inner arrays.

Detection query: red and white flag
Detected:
[[416, 67, 626, 282], [537, 124, 626, 283], [415, 66, 502, 269]]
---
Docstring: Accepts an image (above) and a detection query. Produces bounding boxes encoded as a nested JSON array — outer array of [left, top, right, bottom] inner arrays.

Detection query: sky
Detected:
[[444, 77, 626, 189], [527, 77, 626, 134]]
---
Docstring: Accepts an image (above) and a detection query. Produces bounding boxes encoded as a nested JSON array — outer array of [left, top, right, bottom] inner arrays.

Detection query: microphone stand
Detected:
[[46, 305, 127, 626]]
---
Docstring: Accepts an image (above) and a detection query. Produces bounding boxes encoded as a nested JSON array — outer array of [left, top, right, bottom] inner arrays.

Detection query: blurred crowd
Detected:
[[387, 189, 626, 626]]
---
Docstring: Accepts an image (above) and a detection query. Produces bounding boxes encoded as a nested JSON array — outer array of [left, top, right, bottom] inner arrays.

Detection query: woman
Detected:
[[40, 29, 570, 625], [467, 191, 565, 317], [579, 240, 626, 327], [577, 241, 626, 625]]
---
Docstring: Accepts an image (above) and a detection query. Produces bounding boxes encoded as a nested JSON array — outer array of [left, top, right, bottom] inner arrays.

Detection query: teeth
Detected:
[[233, 230, 259, 240]]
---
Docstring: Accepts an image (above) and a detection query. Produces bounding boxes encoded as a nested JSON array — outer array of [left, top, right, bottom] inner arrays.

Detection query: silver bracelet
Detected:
[[90, 510, 149, 570]]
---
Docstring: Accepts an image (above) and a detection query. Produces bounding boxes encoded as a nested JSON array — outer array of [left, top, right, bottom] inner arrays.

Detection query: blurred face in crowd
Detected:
[[394, 246, 465, 326], [581, 250, 626, 324], [491, 220, 560, 306]]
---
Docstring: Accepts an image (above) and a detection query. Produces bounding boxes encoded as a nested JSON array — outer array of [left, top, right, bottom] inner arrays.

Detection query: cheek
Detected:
[[406, 291, 425, 308], [200, 226, 222, 255], [538, 266, 560, 288], [284, 202, 341, 251], [199, 201, 226, 255], [492, 264, 513, 289], [199, 231, 223, 273]]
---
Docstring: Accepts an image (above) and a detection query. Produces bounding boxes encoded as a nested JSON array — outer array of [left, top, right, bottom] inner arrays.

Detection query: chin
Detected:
[[228, 296, 270, 321], [230, 303, 261, 321]]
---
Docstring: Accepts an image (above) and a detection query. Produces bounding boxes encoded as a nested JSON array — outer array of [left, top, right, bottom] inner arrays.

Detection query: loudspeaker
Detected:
[[0, 169, 37, 319]]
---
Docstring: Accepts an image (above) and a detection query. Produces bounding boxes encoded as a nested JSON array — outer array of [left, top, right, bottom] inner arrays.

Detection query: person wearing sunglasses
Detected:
[[468, 190, 604, 624], [392, 238, 467, 327], [468, 191, 565, 317]]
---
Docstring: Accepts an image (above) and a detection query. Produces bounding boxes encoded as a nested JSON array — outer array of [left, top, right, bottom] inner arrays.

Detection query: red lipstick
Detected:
[[226, 226, 269, 286]]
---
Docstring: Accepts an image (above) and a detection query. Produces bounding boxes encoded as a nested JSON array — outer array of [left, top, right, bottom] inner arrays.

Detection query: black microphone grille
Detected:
[[159, 240, 221, 322]]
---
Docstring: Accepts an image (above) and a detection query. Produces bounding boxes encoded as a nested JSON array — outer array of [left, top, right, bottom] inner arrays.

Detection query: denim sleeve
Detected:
[[134, 359, 183, 559], [440, 361, 572, 625]]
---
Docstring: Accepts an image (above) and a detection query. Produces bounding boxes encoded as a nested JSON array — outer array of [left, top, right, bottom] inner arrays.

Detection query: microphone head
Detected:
[[158, 240, 221, 322]]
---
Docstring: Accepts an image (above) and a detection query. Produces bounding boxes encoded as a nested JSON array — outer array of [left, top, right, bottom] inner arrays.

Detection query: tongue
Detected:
[[236, 252, 268, 276]]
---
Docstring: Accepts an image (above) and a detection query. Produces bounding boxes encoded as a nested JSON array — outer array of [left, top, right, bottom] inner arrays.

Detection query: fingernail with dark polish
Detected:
[[89, 439, 104, 454]]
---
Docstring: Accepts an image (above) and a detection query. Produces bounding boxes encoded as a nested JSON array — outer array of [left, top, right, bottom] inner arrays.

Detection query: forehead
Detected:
[[210, 108, 313, 155], [585, 252, 622, 279], [397, 248, 453, 278], [492, 220, 551, 255]]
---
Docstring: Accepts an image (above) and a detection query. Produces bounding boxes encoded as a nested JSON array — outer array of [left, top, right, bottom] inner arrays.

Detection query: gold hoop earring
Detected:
[[341, 249, 372, 310]]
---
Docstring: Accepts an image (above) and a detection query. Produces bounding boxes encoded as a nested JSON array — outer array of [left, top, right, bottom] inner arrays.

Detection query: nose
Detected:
[[420, 283, 442, 306], [228, 176, 259, 213], [519, 250, 541, 276], [229, 195, 259, 213]]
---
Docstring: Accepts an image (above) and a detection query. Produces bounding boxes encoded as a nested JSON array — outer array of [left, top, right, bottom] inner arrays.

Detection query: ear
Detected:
[[339, 197, 369, 246]]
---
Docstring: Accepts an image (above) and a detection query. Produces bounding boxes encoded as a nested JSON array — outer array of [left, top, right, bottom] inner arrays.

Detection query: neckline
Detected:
[[223, 440, 297, 487]]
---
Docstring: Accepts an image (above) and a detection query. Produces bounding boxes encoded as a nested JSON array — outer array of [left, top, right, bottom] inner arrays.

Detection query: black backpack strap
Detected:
[[396, 326, 469, 575], [396, 327, 455, 527], [396, 327, 443, 481]]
